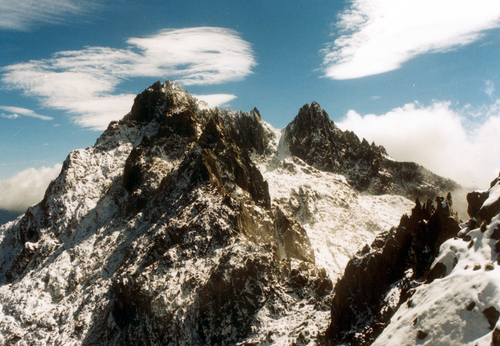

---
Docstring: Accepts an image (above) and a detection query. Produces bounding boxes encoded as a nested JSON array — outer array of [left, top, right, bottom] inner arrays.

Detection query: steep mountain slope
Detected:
[[0, 81, 461, 345], [218, 102, 457, 279], [327, 176, 500, 345]]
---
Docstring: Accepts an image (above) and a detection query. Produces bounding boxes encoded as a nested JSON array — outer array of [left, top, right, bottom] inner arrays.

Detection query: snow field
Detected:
[[374, 214, 500, 345]]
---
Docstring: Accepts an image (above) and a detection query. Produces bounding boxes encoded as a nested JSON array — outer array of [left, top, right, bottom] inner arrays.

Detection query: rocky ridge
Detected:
[[283, 102, 460, 200], [327, 176, 500, 345], [0, 81, 462, 345], [327, 194, 461, 345]]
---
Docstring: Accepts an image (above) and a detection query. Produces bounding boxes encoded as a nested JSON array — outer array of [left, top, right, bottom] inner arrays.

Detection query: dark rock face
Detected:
[[122, 87, 271, 218], [467, 180, 500, 224], [283, 102, 461, 200], [3, 206, 42, 283], [484, 306, 500, 330], [284, 102, 346, 172], [130, 80, 167, 123], [493, 326, 500, 346], [490, 225, 500, 240], [327, 194, 460, 345], [467, 190, 489, 219], [0, 81, 333, 346], [198, 114, 272, 209], [219, 108, 276, 156], [416, 330, 428, 340], [426, 262, 447, 283], [274, 206, 315, 263], [479, 198, 500, 226]]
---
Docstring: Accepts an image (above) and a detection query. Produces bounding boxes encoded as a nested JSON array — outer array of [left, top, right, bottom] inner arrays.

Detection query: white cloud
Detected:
[[0, 106, 52, 120], [0, 164, 62, 212], [485, 80, 495, 97], [1, 113, 19, 119], [323, 0, 500, 79], [127, 28, 256, 85], [192, 94, 237, 108], [0, 0, 96, 31], [337, 101, 500, 189], [1, 27, 256, 130]]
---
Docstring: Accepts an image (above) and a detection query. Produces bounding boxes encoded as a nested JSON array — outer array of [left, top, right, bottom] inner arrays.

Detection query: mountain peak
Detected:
[[283, 102, 341, 170], [128, 80, 197, 124], [0, 81, 469, 346], [283, 101, 460, 200]]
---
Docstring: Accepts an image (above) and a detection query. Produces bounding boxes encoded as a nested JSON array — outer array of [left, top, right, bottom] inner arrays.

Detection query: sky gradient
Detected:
[[1, 0, 500, 212]]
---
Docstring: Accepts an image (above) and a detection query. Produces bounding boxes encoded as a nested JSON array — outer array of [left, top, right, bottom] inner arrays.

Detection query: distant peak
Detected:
[[286, 102, 336, 141], [296, 102, 333, 126], [251, 107, 261, 118]]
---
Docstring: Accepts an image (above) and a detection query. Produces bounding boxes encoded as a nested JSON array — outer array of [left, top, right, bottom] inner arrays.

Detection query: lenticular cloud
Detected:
[[128, 28, 256, 86], [1, 27, 256, 130], [323, 0, 500, 79]]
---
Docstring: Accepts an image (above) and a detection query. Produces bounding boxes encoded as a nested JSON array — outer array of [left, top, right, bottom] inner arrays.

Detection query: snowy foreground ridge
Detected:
[[371, 178, 500, 346], [0, 81, 489, 345]]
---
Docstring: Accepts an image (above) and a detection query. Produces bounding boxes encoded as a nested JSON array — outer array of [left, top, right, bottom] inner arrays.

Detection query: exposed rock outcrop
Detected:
[[274, 206, 315, 263], [327, 194, 460, 345], [283, 102, 461, 200], [219, 108, 276, 156], [0, 81, 331, 346], [327, 174, 500, 346], [0, 81, 465, 346]]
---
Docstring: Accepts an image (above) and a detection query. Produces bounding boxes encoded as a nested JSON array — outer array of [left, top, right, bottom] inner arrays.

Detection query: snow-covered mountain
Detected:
[[0, 81, 466, 345], [327, 176, 500, 345]]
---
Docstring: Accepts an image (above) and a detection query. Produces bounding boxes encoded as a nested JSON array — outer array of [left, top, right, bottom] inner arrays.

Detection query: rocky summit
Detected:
[[283, 102, 459, 199], [0, 81, 483, 346]]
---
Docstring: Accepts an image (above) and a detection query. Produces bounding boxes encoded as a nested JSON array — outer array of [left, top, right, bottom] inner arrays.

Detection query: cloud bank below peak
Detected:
[[322, 0, 500, 80], [0, 164, 62, 212], [1, 27, 256, 130], [337, 100, 500, 189]]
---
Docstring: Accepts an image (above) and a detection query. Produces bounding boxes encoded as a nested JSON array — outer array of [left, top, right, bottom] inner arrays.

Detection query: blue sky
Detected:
[[1, 0, 500, 212]]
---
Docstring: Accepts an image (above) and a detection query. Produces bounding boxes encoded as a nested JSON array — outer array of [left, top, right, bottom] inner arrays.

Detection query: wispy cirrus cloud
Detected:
[[1, 27, 256, 130], [338, 100, 500, 188], [0, 106, 52, 120], [127, 28, 256, 85], [323, 0, 500, 79], [0, 0, 97, 31]]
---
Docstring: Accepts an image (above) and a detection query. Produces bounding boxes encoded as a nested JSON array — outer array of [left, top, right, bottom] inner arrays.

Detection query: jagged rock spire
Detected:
[[283, 101, 460, 200]]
